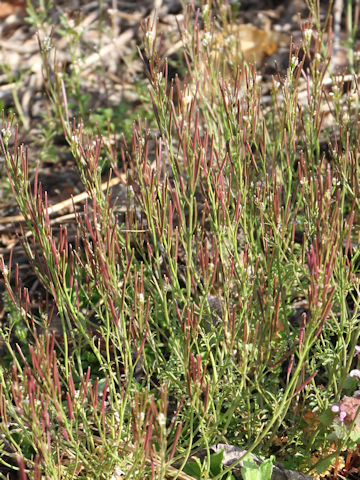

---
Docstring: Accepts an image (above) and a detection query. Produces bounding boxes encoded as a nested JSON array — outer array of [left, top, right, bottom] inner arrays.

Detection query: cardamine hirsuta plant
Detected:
[[0, 1, 360, 479]]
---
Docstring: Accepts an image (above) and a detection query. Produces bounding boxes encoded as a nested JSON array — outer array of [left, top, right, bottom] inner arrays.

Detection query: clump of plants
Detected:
[[0, 0, 360, 479]]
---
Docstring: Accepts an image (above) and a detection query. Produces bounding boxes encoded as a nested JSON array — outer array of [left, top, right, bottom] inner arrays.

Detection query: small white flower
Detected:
[[291, 56, 299, 67], [1, 127, 11, 140], [158, 413, 166, 427], [304, 28, 313, 43], [109, 466, 125, 480], [203, 4, 209, 16], [225, 34, 235, 45], [145, 30, 155, 49], [42, 36, 53, 52], [350, 91, 358, 102], [202, 31, 212, 47]]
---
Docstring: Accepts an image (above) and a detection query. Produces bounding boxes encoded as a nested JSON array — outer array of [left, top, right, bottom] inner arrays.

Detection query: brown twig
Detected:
[[0, 175, 126, 225]]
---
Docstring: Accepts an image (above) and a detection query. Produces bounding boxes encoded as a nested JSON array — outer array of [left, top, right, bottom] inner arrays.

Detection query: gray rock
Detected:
[[193, 444, 312, 480]]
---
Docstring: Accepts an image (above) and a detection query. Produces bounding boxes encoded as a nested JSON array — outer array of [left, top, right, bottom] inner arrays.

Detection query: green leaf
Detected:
[[331, 421, 347, 440], [209, 449, 224, 477], [342, 375, 358, 392], [183, 451, 236, 480], [241, 456, 275, 480], [241, 457, 260, 480], [259, 458, 274, 480], [183, 458, 202, 479], [320, 408, 335, 426], [350, 425, 360, 443], [314, 456, 334, 475]]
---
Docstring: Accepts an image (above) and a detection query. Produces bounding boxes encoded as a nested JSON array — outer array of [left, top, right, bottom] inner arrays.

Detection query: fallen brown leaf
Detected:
[[0, 0, 26, 19]]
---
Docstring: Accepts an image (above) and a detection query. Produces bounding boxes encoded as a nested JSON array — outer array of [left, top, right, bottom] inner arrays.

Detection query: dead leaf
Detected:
[[302, 409, 321, 439], [0, 1, 26, 19], [211, 24, 284, 67]]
